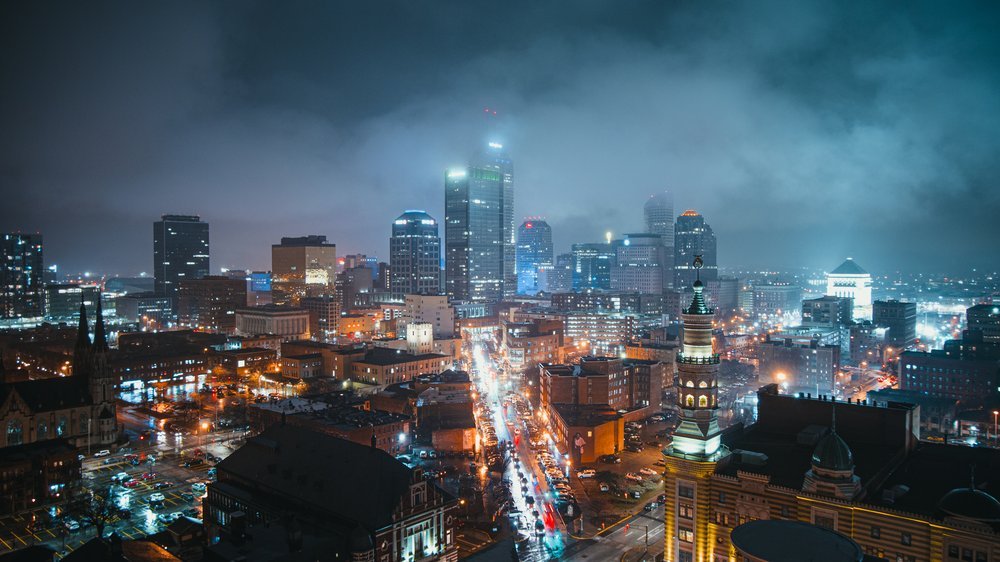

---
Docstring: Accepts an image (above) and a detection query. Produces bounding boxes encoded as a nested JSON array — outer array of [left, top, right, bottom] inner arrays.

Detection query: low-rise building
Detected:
[[350, 347, 450, 386], [758, 335, 841, 395], [234, 305, 310, 340], [549, 404, 624, 464], [281, 353, 324, 380], [0, 439, 80, 515]]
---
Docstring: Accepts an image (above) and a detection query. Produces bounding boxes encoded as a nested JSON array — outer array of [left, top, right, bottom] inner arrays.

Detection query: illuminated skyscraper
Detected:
[[390, 210, 441, 299], [673, 210, 717, 289], [516, 219, 553, 295], [644, 191, 675, 287], [0, 233, 44, 319], [153, 215, 209, 302], [444, 142, 514, 302], [610, 233, 666, 295], [571, 242, 614, 290], [271, 235, 337, 306]]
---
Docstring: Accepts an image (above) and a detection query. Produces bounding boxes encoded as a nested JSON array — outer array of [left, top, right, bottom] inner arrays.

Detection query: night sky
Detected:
[[2, 2, 999, 275]]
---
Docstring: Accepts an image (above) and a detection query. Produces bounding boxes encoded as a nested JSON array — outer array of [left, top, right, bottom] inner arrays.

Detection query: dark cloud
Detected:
[[2, 1, 999, 275]]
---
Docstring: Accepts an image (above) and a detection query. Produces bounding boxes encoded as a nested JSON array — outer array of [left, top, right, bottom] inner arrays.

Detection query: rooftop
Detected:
[[214, 424, 412, 531], [552, 403, 621, 426], [730, 520, 862, 562], [357, 347, 447, 366], [830, 258, 868, 276]]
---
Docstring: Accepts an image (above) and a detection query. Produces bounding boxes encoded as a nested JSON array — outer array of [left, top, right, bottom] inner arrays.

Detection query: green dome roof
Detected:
[[811, 431, 854, 471], [939, 488, 1000, 522]]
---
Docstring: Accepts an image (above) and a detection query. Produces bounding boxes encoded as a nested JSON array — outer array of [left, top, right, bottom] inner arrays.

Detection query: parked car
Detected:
[[625, 472, 643, 482], [148, 493, 166, 503], [599, 483, 610, 492], [576, 469, 596, 479], [599, 454, 621, 464], [141, 472, 156, 481], [639, 467, 659, 476], [123, 479, 139, 489], [180, 492, 195, 502], [154, 482, 172, 490], [191, 482, 207, 493], [113, 472, 130, 482], [94, 450, 111, 457], [64, 519, 80, 532]]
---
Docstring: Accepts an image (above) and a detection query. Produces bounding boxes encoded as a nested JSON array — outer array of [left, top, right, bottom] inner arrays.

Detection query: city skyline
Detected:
[[3, 3, 1000, 275]]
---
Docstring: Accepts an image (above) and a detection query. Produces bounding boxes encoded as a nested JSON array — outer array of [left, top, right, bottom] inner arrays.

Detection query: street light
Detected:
[[994, 410, 999, 447]]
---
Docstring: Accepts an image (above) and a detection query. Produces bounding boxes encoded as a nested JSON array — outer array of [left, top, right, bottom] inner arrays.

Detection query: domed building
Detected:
[[938, 482, 1000, 526], [802, 410, 862, 500]]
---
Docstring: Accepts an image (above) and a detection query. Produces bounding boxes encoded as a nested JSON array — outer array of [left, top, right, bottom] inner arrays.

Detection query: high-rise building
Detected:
[[801, 295, 853, 329], [705, 276, 740, 318], [537, 253, 574, 294], [444, 142, 514, 302], [673, 210, 717, 289], [966, 304, 1000, 344], [610, 233, 666, 295], [759, 336, 841, 395], [516, 219, 553, 295], [751, 283, 802, 320], [873, 300, 917, 349], [44, 284, 100, 322], [645, 191, 675, 288], [177, 276, 248, 333], [1, 233, 44, 319], [826, 258, 872, 321], [571, 242, 615, 290], [270, 235, 337, 306], [153, 215, 209, 302], [389, 210, 441, 300]]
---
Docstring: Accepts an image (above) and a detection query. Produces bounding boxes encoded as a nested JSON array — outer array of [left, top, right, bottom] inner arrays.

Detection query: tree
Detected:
[[66, 485, 118, 539]]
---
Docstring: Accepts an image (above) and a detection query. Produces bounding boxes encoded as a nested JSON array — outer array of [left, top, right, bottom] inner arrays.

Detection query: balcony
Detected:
[[677, 353, 720, 365]]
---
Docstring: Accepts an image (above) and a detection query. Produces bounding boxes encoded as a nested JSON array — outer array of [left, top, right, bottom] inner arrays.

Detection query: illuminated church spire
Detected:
[[668, 256, 725, 460]]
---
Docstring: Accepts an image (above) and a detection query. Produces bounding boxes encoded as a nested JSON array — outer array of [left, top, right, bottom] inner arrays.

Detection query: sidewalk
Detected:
[[620, 546, 663, 562]]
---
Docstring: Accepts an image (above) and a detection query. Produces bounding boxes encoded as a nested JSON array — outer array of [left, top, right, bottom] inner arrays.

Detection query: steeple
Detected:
[[667, 257, 724, 460], [93, 293, 109, 353], [73, 298, 92, 377]]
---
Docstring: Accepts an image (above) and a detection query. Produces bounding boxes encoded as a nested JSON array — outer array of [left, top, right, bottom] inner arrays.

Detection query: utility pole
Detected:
[[645, 525, 649, 548]]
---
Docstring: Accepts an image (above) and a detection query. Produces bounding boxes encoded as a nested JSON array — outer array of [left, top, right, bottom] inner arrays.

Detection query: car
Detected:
[[625, 472, 643, 482], [646, 441, 661, 447], [183, 459, 204, 467], [207, 467, 217, 478], [123, 479, 140, 489], [77, 454, 85, 461], [183, 508, 200, 518], [644, 502, 657, 511], [639, 467, 659, 476], [599, 483, 610, 492], [94, 450, 111, 457], [631, 490, 642, 499], [625, 444, 643, 453], [154, 482, 172, 490], [141, 472, 156, 481], [156, 513, 176, 524], [191, 482, 207, 493], [148, 493, 166, 502], [180, 492, 195, 502], [113, 472, 130, 482], [418, 450, 428, 459], [64, 519, 80, 532], [576, 469, 596, 479], [599, 454, 621, 464]]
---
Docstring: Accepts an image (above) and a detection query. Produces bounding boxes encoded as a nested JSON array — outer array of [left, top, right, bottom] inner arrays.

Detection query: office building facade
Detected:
[[515, 218, 553, 295], [177, 275, 248, 333], [271, 235, 337, 306], [673, 210, 718, 289], [644, 191, 675, 287], [444, 142, 514, 303], [966, 304, 1000, 344], [389, 210, 441, 300], [873, 300, 917, 349], [153, 215, 209, 301], [571, 242, 614, 291], [1, 233, 44, 319], [611, 233, 666, 295]]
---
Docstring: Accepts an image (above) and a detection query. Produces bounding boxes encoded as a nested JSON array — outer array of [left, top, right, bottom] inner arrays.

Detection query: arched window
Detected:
[[685, 380, 694, 388], [56, 417, 67, 437], [698, 381, 708, 388], [7, 420, 23, 446], [37, 421, 48, 440], [685, 395, 694, 408], [698, 395, 708, 408], [711, 395, 716, 406]]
